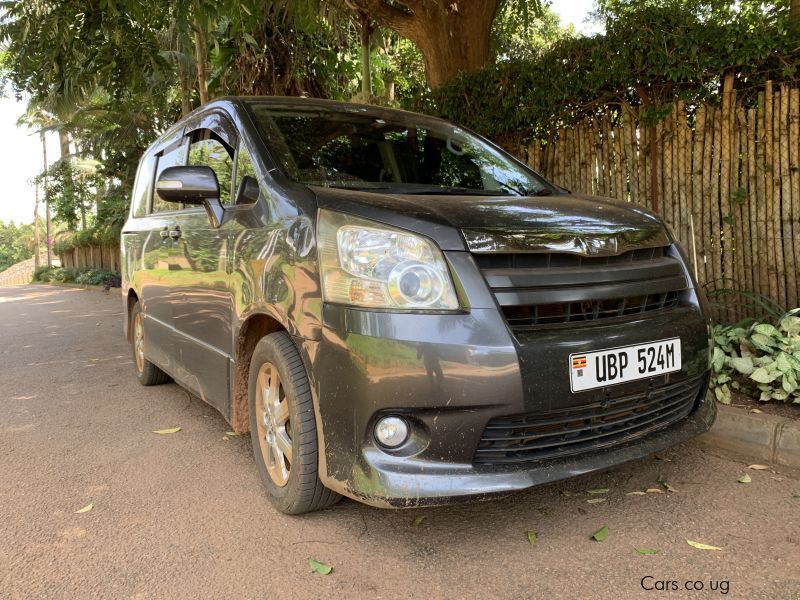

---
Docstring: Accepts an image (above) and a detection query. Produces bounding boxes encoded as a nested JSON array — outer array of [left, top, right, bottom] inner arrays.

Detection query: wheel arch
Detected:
[[125, 289, 140, 342], [231, 312, 286, 433]]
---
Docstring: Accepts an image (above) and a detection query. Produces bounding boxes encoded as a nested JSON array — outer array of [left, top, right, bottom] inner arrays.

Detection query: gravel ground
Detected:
[[1, 284, 798, 599]]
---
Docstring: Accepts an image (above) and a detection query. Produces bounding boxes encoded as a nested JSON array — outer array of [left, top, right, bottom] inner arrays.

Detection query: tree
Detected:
[[344, 0, 542, 88], [0, 221, 39, 272]]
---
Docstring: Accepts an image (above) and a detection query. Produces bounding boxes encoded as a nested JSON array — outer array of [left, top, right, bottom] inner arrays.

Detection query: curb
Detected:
[[698, 403, 800, 469], [37, 282, 115, 292]]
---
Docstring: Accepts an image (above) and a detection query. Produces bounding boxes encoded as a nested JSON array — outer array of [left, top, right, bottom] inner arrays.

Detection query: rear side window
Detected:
[[130, 153, 155, 217], [152, 139, 188, 213], [188, 131, 235, 205]]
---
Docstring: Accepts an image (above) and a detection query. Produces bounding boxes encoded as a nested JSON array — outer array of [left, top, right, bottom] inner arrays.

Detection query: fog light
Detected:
[[374, 416, 409, 448]]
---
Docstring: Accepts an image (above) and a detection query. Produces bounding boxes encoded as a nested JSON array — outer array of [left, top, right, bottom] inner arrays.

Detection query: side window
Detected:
[[130, 153, 155, 217], [152, 139, 188, 213], [188, 131, 235, 205], [233, 144, 263, 206]]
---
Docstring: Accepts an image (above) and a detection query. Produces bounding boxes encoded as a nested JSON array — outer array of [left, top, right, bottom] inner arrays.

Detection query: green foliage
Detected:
[[32, 265, 120, 288], [426, 1, 798, 147], [711, 311, 800, 404], [0, 221, 40, 272], [492, 1, 570, 61]]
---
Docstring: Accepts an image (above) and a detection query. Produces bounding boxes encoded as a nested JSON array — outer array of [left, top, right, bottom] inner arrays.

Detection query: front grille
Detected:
[[501, 291, 680, 328], [473, 245, 687, 332], [473, 375, 704, 465]]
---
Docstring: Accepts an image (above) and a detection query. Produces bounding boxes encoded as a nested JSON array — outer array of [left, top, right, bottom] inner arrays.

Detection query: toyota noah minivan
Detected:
[[121, 97, 715, 514]]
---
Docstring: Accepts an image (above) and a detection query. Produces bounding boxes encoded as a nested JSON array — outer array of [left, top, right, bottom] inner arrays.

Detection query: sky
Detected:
[[0, 97, 60, 225], [0, 0, 602, 226]]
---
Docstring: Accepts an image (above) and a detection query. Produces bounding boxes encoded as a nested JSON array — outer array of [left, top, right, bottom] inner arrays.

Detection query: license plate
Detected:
[[569, 338, 682, 392]]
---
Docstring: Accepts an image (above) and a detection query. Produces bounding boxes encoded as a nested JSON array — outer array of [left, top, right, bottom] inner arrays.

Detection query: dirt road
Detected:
[[1, 284, 798, 599]]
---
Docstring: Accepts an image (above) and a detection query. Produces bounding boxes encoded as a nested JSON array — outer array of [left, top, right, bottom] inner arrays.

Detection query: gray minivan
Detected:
[[121, 97, 715, 514]]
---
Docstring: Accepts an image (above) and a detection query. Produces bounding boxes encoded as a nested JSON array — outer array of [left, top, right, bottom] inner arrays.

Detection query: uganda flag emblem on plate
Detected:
[[571, 355, 587, 369]]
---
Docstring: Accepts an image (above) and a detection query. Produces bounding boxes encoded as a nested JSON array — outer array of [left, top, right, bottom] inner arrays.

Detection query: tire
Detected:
[[130, 302, 171, 386], [248, 332, 341, 514]]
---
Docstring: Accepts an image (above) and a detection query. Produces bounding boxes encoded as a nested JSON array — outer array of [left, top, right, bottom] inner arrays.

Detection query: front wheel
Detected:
[[248, 332, 341, 514], [130, 302, 170, 386]]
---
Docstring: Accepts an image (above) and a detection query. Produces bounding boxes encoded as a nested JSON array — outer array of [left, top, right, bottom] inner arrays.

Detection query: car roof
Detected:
[[148, 96, 462, 156]]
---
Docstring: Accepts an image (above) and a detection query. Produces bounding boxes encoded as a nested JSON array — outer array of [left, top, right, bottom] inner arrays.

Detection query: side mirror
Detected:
[[155, 166, 227, 228], [234, 175, 261, 205]]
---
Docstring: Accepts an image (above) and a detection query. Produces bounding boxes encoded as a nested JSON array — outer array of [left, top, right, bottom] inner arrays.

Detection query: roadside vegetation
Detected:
[[32, 266, 121, 290], [0, 221, 41, 272]]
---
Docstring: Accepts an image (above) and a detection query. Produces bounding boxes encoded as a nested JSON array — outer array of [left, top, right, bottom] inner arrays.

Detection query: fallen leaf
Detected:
[[738, 473, 752, 484], [654, 455, 672, 462], [591, 524, 609, 542], [747, 464, 769, 470], [663, 482, 678, 493], [225, 431, 238, 436], [74, 503, 93, 514], [152, 427, 181, 435], [634, 547, 659, 554], [626, 491, 646, 496], [587, 488, 609, 495], [686, 539, 722, 551], [410, 515, 426, 527], [222, 436, 229, 441], [527, 530, 537, 544], [560, 490, 576, 497], [587, 498, 607, 504], [308, 558, 332, 575], [749, 408, 763, 413], [645, 488, 664, 494]]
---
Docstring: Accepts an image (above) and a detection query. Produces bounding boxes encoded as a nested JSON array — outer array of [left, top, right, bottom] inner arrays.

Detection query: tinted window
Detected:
[[247, 103, 552, 197], [130, 153, 155, 217], [152, 139, 188, 213], [188, 133, 234, 205]]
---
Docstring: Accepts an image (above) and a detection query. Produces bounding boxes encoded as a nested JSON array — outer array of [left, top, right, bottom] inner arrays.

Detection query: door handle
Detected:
[[169, 226, 182, 240]]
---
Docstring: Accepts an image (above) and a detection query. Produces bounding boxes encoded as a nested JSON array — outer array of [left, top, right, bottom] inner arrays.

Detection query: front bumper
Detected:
[[297, 299, 714, 508], [351, 394, 715, 508]]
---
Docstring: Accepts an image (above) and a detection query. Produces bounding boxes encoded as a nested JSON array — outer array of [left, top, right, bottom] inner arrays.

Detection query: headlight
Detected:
[[317, 209, 459, 310]]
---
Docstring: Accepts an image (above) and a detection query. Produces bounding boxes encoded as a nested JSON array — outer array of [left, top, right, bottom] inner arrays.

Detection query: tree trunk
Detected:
[[350, 0, 501, 88], [178, 59, 192, 116], [57, 130, 85, 230], [358, 12, 373, 97], [41, 132, 52, 268], [791, 0, 799, 21], [33, 180, 41, 269], [413, 7, 496, 88], [194, 17, 209, 105]]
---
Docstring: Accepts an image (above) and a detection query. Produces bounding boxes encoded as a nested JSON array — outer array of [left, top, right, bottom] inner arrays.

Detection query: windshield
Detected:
[[247, 103, 553, 197]]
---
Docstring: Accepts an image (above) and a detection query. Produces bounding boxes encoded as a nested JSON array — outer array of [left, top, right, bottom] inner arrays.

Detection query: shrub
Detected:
[[711, 311, 800, 404], [32, 266, 56, 282], [33, 266, 121, 289], [75, 268, 118, 286]]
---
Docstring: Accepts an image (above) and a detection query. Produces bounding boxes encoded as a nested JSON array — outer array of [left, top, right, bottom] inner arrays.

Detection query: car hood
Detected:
[[310, 186, 669, 253]]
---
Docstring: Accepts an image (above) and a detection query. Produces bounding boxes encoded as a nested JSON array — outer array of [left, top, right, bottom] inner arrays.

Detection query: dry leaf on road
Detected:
[[686, 539, 722, 551], [152, 427, 181, 435]]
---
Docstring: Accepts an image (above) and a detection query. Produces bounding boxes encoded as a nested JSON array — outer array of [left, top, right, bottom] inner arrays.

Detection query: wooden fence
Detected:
[[524, 79, 799, 321], [58, 244, 121, 272]]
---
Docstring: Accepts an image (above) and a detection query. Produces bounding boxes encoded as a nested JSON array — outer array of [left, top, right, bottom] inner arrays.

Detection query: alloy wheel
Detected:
[[255, 362, 292, 487]]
